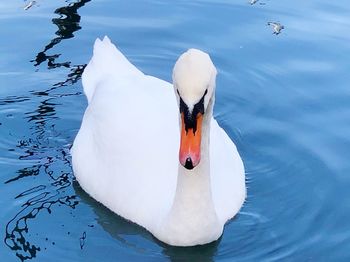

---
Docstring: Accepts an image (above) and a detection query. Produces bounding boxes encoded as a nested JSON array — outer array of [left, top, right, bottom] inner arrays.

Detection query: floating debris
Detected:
[[24, 1, 36, 10], [249, 0, 258, 5], [267, 22, 285, 35]]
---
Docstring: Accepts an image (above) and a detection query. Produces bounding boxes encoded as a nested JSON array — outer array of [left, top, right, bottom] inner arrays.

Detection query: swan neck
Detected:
[[155, 97, 222, 246]]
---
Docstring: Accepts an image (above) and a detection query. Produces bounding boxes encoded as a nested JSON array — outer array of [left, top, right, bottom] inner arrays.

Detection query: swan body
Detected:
[[71, 36, 246, 246]]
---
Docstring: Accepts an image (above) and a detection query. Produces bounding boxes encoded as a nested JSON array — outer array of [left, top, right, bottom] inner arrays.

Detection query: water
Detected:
[[1, 0, 350, 261]]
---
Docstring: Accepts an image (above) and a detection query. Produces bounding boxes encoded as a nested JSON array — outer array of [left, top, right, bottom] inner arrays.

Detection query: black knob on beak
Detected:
[[184, 157, 194, 170]]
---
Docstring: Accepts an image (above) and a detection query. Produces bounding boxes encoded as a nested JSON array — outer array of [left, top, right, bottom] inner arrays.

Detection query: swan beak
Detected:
[[179, 113, 203, 170]]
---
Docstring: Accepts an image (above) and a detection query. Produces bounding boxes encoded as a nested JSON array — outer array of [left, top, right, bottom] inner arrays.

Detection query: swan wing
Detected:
[[210, 119, 246, 223]]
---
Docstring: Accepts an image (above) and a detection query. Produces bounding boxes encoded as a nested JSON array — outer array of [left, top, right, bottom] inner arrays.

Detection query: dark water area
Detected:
[[1, 0, 350, 261]]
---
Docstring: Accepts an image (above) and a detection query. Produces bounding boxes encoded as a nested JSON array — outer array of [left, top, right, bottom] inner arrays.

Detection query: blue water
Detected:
[[1, 0, 350, 261]]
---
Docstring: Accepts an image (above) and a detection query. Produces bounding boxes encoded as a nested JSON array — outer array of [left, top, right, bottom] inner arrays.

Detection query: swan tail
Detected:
[[82, 36, 142, 104]]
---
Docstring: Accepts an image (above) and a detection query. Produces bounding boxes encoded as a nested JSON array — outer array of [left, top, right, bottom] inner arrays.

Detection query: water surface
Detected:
[[1, 0, 350, 261]]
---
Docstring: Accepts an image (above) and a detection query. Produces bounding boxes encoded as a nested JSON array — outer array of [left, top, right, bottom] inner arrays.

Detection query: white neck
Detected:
[[155, 97, 223, 246]]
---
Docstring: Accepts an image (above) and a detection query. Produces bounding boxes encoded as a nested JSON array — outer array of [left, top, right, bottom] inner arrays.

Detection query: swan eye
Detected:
[[177, 89, 180, 96]]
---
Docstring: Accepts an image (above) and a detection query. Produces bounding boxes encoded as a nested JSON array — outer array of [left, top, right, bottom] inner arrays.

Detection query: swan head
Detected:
[[172, 49, 217, 170]]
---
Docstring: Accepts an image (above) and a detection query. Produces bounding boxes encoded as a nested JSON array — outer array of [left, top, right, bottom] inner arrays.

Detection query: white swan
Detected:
[[71, 36, 246, 246]]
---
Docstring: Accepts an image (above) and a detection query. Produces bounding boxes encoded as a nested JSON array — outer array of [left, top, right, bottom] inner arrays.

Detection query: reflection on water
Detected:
[[3, 92, 79, 260], [5, 177, 78, 261], [74, 181, 220, 262], [53, 64, 86, 87], [2, 0, 89, 260], [32, 0, 90, 69], [32, 0, 88, 88]]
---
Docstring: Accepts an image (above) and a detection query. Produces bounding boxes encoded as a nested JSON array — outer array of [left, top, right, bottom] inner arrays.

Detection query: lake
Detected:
[[1, 0, 350, 261]]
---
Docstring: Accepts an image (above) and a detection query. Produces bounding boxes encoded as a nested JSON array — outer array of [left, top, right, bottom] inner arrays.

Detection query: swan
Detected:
[[71, 36, 246, 246]]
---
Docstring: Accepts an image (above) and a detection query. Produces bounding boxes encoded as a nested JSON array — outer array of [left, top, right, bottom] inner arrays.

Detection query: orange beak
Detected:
[[179, 112, 203, 169]]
